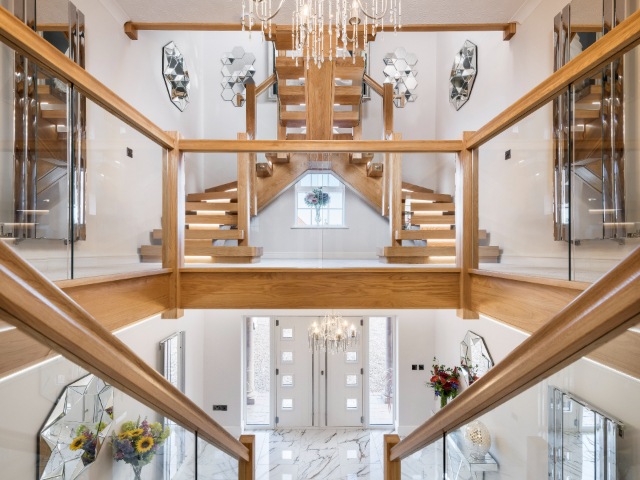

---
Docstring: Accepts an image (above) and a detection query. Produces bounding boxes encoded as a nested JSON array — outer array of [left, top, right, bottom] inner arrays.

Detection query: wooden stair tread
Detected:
[[187, 191, 238, 201], [574, 108, 601, 120], [402, 182, 434, 194], [205, 181, 238, 193], [396, 229, 488, 240], [334, 57, 365, 80], [403, 192, 453, 203], [37, 84, 65, 104], [334, 85, 362, 105], [275, 57, 305, 79], [256, 161, 274, 177], [185, 214, 238, 225], [185, 201, 238, 212], [278, 85, 306, 105], [334, 110, 360, 128], [407, 216, 456, 225], [185, 229, 244, 240], [185, 245, 263, 256], [280, 110, 306, 127], [407, 203, 455, 212], [381, 246, 456, 256]]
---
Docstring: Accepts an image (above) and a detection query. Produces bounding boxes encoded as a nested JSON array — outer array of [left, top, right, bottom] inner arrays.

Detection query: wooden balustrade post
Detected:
[[238, 434, 255, 480], [237, 132, 251, 247], [161, 131, 184, 319], [384, 434, 401, 480], [456, 131, 479, 319], [383, 82, 394, 136], [388, 133, 403, 246], [381, 129, 393, 217], [245, 80, 258, 216]]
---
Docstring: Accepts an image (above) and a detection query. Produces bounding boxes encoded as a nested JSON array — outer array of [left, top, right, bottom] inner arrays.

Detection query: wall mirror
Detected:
[[38, 374, 114, 480], [459, 330, 493, 385], [549, 387, 623, 479]]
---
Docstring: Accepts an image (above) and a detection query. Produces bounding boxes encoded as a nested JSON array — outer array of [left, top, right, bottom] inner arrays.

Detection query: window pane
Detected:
[[328, 210, 343, 225], [246, 317, 270, 425], [328, 193, 343, 208], [369, 317, 394, 425], [296, 209, 311, 226]]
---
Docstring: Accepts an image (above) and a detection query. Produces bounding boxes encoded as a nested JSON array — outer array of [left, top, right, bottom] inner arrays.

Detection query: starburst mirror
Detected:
[[162, 41, 191, 111], [38, 374, 114, 480], [449, 40, 477, 110]]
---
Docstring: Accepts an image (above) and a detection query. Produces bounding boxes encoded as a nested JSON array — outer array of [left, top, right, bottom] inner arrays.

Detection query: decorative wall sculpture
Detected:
[[162, 41, 191, 111], [382, 47, 418, 108], [460, 330, 493, 385], [221, 47, 257, 107], [449, 40, 477, 110], [38, 374, 114, 480]]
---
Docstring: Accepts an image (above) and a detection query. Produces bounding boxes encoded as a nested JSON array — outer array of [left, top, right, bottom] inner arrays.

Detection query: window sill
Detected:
[[290, 225, 349, 229]]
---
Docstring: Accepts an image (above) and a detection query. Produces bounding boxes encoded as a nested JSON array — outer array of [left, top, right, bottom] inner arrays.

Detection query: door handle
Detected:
[[321, 370, 324, 375]]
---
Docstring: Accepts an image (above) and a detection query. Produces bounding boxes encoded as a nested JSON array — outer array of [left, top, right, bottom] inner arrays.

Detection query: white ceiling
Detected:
[[113, 0, 535, 25]]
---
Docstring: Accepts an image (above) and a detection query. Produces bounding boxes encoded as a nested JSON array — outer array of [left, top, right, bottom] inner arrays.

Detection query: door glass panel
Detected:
[[282, 398, 293, 410], [346, 398, 358, 409], [369, 316, 395, 425], [281, 328, 294, 339], [281, 375, 294, 387], [346, 374, 358, 386], [281, 351, 293, 363], [345, 351, 358, 363], [245, 316, 270, 426]]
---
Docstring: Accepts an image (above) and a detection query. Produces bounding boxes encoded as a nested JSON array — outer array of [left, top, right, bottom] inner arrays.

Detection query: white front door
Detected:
[[274, 316, 363, 428]]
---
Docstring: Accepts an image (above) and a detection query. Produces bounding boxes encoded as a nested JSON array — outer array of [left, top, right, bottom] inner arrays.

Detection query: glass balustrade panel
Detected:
[[71, 98, 163, 278], [0, 40, 71, 280], [478, 93, 570, 280], [196, 437, 239, 479], [400, 436, 444, 479], [571, 43, 640, 282]]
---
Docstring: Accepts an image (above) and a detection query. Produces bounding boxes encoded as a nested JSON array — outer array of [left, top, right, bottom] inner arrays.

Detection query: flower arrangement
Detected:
[[111, 417, 170, 479], [70, 421, 107, 466], [304, 187, 330, 224], [427, 358, 461, 408]]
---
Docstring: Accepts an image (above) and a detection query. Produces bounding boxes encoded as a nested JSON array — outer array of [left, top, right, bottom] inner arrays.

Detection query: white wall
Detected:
[[0, 310, 206, 480]]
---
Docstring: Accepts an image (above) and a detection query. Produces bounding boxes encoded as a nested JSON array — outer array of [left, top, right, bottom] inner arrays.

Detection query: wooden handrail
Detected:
[[0, 241, 249, 461], [390, 246, 640, 461], [363, 74, 383, 97], [178, 139, 462, 153], [467, 7, 640, 149], [0, 6, 173, 149], [256, 74, 277, 97]]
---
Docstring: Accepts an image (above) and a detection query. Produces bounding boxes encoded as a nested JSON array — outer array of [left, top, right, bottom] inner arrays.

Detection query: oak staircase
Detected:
[[140, 34, 500, 265]]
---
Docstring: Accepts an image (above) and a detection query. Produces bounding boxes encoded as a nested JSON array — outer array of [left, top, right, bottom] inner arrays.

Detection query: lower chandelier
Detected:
[[308, 313, 359, 353]]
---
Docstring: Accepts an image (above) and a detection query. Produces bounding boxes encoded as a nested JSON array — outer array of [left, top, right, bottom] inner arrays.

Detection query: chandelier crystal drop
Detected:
[[241, 0, 401, 67], [308, 313, 359, 353]]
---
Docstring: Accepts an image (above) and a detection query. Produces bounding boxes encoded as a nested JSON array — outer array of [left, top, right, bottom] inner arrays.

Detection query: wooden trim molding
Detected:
[[0, 242, 248, 461], [178, 139, 463, 153], [467, 8, 640, 149], [0, 6, 173, 148], [390, 246, 640, 461]]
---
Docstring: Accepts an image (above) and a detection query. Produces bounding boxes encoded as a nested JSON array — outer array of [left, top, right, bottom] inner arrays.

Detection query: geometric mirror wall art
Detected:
[[460, 330, 493, 385], [162, 41, 191, 111], [382, 47, 418, 108], [221, 46, 257, 107], [449, 40, 477, 111], [38, 374, 114, 480]]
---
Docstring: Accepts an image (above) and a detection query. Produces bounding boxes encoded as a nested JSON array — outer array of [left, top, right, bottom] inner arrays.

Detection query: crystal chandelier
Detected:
[[308, 313, 359, 353], [242, 0, 402, 67]]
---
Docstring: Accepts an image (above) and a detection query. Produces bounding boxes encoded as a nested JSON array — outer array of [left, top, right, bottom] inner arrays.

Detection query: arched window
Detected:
[[294, 172, 346, 227]]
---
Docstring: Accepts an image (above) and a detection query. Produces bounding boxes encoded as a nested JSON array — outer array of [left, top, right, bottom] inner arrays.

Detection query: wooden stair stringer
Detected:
[[257, 153, 310, 212], [329, 154, 382, 212]]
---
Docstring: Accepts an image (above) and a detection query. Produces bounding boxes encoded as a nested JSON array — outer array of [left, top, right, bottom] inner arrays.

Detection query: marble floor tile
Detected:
[[246, 428, 394, 479]]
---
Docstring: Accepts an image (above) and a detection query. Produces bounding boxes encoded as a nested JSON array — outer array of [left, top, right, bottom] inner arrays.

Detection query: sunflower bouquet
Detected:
[[70, 421, 107, 466], [111, 417, 170, 478]]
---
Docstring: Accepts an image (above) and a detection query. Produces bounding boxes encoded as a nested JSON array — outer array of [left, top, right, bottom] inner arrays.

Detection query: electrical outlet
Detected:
[[505, 149, 511, 160], [212, 405, 228, 411], [126, 147, 133, 158]]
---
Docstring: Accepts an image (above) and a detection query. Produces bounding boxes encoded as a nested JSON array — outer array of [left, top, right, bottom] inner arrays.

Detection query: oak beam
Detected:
[[237, 133, 251, 247], [179, 269, 460, 309], [162, 132, 184, 319], [388, 133, 402, 246], [179, 139, 463, 153], [384, 434, 401, 480], [456, 132, 479, 319]]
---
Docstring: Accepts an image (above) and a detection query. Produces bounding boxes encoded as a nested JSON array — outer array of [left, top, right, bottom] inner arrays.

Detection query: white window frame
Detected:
[[294, 172, 346, 228]]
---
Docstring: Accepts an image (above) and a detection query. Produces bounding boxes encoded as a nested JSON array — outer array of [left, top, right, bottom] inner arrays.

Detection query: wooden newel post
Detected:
[[384, 434, 401, 480], [238, 434, 255, 480]]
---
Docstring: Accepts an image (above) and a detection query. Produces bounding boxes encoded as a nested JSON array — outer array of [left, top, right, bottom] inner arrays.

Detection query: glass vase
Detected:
[[131, 464, 144, 480], [314, 207, 321, 225], [440, 395, 448, 409]]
